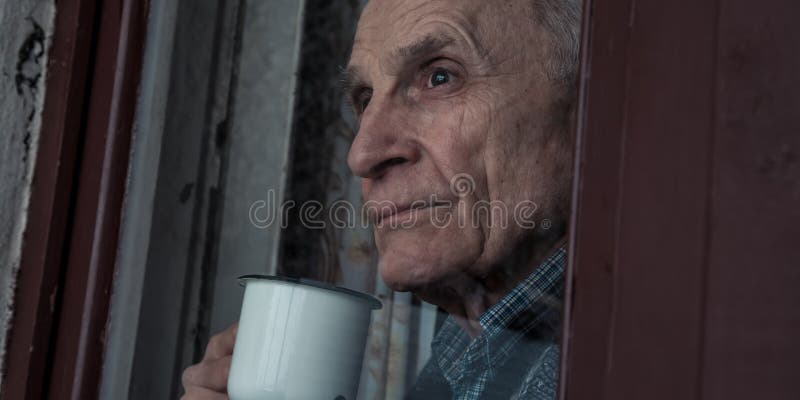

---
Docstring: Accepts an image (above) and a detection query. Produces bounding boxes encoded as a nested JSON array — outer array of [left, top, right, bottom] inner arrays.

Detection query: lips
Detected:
[[378, 203, 425, 225], [368, 199, 454, 226]]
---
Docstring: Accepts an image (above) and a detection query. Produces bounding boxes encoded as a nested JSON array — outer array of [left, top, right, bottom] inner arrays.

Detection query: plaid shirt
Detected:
[[406, 244, 565, 400]]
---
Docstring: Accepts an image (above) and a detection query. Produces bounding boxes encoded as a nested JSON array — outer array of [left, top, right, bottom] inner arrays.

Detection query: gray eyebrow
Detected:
[[394, 33, 456, 60]]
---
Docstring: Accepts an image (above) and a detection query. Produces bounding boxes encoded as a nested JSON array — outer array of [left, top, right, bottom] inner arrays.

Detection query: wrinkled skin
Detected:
[[345, 0, 573, 334], [181, 0, 574, 397]]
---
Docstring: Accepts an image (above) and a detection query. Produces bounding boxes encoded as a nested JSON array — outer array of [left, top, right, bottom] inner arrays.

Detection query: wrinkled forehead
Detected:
[[357, 0, 477, 43], [349, 0, 501, 70]]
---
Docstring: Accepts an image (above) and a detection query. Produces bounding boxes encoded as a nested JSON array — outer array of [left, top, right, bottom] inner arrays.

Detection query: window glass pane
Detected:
[[109, 1, 582, 399]]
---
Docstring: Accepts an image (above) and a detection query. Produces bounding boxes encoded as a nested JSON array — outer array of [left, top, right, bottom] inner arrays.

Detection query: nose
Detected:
[[347, 98, 420, 179]]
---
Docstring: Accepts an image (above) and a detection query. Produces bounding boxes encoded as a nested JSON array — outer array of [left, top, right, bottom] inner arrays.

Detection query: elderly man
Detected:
[[182, 0, 581, 398]]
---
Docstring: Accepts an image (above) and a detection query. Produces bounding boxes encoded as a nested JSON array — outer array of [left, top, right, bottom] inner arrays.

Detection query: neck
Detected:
[[416, 233, 566, 338]]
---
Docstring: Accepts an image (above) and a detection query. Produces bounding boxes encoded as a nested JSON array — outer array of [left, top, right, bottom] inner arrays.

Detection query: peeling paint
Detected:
[[22, 132, 32, 164], [0, 0, 56, 388], [15, 18, 47, 166], [15, 18, 45, 97]]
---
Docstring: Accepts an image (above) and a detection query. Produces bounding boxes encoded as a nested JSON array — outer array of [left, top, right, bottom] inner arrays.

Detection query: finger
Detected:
[[180, 386, 229, 400], [182, 356, 232, 393], [203, 323, 238, 361]]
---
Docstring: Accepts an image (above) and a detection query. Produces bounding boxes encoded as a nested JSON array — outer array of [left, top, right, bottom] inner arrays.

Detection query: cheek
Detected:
[[485, 91, 556, 195], [471, 106, 562, 256], [419, 96, 495, 197]]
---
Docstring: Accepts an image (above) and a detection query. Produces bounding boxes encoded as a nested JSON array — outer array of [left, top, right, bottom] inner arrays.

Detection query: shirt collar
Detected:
[[430, 243, 566, 387]]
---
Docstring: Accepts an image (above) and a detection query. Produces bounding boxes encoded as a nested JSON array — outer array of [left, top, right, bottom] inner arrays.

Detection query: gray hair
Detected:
[[531, 0, 583, 87]]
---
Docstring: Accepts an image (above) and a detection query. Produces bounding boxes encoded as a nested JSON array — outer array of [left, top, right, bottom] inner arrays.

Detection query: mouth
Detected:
[[372, 200, 453, 227]]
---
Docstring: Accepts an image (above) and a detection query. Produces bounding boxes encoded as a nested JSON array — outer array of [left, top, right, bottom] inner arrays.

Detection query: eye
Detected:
[[353, 88, 372, 114], [427, 69, 452, 88]]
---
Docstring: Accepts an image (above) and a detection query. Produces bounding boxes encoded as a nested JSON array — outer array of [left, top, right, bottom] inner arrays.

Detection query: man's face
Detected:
[[346, 0, 573, 292]]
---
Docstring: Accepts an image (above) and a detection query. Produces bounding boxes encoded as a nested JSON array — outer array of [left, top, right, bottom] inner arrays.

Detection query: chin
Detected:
[[377, 251, 450, 292], [374, 223, 483, 292], [378, 261, 430, 292]]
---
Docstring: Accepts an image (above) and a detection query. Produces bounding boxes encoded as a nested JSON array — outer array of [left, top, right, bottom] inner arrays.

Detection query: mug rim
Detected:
[[238, 274, 383, 310]]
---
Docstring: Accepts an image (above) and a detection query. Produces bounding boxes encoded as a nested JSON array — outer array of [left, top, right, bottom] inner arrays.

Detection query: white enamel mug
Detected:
[[227, 275, 382, 400]]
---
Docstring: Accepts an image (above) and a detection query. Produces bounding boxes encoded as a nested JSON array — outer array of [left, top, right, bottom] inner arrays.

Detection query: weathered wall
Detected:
[[0, 0, 55, 386]]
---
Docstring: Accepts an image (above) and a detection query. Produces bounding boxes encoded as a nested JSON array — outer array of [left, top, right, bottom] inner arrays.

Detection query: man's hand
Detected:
[[181, 323, 238, 399]]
